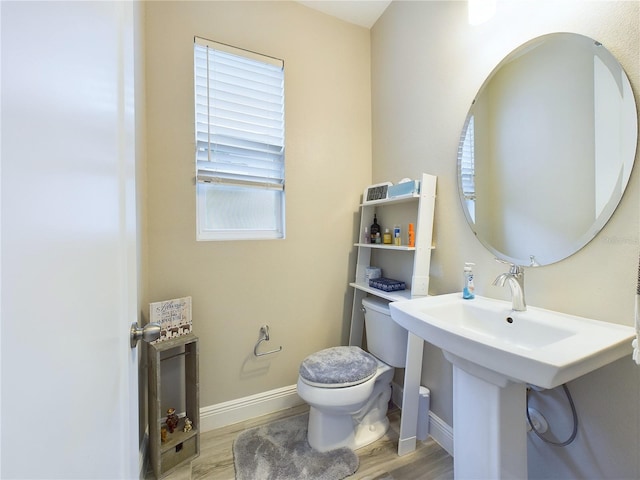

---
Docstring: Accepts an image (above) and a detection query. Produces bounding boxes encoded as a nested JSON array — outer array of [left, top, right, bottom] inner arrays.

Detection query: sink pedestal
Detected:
[[450, 355, 528, 479]]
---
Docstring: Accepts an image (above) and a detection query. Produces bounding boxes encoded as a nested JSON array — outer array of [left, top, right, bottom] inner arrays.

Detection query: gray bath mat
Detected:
[[233, 413, 359, 480]]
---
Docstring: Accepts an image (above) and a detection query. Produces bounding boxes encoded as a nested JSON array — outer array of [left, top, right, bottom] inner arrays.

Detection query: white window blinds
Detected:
[[194, 37, 285, 190], [194, 37, 285, 241], [459, 115, 476, 201], [459, 115, 476, 223]]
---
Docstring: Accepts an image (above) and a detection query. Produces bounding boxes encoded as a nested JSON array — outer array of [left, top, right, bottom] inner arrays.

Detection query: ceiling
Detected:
[[297, 1, 392, 29]]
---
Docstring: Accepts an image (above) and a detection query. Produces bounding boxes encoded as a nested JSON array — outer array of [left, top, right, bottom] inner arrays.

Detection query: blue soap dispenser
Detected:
[[463, 262, 475, 299]]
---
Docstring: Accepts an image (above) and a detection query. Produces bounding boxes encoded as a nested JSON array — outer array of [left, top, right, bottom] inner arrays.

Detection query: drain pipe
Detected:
[[526, 384, 578, 447]]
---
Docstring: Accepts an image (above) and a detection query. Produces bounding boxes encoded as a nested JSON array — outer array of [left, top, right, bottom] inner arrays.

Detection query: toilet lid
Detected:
[[299, 346, 378, 388]]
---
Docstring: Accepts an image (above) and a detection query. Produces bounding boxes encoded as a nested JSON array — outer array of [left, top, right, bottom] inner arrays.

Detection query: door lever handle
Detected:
[[130, 322, 161, 348]]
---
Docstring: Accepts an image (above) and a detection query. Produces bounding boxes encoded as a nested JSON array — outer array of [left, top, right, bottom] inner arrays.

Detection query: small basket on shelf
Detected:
[[368, 277, 406, 292]]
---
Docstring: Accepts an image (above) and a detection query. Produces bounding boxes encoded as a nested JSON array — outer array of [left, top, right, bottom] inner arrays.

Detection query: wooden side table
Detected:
[[148, 333, 199, 478]]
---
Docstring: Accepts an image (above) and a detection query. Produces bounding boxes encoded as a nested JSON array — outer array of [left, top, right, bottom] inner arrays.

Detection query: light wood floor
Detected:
[[149, 404, 454, 480]]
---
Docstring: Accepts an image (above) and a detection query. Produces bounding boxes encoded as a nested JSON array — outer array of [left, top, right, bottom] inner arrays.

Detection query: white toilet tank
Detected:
[[362, 296, 408, 368]]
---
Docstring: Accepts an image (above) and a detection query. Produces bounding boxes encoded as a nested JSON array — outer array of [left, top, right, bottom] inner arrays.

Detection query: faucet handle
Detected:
[[494, 258, 523, 274], [509, 264, 524, 275]]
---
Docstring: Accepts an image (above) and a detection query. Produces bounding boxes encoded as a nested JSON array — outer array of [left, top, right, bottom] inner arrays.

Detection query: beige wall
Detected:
[[372, 1, 639, 478], [144, 1, 371, 407]]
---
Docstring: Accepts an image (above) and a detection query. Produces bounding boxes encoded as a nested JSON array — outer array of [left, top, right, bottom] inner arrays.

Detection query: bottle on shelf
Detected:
[[362, 226, 370, 244], [393, 225, 401, 246], [408, 223, 415, 247], [383, 228, 392, 244], [371, 214, 381, 244]]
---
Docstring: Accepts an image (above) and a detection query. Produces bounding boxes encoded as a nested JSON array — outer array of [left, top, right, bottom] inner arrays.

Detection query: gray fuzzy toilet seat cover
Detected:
[[299, 346, 378, 386]]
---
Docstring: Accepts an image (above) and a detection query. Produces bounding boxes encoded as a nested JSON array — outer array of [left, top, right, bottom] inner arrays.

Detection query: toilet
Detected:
[[296, 296, 408, 452]]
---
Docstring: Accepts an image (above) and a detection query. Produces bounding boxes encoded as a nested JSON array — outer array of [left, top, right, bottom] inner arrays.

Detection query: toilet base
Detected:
[[307, 380, 392, 452]]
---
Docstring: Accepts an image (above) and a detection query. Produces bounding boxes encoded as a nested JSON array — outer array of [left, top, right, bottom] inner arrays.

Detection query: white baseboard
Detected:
[[200, 384, 304, 432], [391, 381, 404, 408], [197, 382, 454, 458], [428, 410, 454, 456]]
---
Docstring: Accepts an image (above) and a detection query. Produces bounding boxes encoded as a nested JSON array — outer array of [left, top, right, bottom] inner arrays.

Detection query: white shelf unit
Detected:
[[349, 173, 436, 345], [348, 174, 436, 458]]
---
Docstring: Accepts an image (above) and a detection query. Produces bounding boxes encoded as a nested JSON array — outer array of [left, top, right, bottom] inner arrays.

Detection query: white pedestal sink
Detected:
[[389, 294, 635, 479]]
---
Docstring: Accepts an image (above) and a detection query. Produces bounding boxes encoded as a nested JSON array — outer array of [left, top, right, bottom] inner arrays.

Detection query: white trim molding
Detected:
[[428, 411, 454, 456], [198, 382, 454, 458], [200, 384, 304, 432]]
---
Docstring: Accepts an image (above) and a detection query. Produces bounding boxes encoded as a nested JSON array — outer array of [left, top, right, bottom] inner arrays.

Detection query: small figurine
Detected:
[[166, 407, 179, 433], [183, 417, 193, 433], [161, 428, 168, 443]]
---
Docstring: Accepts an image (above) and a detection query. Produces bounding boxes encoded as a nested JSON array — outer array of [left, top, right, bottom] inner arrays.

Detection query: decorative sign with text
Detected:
[[149, 296, 192, 344]]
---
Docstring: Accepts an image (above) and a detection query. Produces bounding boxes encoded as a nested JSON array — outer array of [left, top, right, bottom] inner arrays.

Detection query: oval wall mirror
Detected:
[[457, 32, 638, 266]]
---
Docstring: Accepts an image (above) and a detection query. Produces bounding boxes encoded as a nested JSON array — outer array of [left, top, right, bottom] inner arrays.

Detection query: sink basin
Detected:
[[389, 293, 635, 389], [391, 293, 635, 479]]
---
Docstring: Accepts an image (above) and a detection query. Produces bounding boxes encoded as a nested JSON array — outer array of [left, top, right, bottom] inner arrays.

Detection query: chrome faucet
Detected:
[[493, 263, 526, 311]]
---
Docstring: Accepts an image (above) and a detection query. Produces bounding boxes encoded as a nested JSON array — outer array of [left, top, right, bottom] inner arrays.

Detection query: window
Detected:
[[459, 115, 476, 222], [194, 37, 285, 240]]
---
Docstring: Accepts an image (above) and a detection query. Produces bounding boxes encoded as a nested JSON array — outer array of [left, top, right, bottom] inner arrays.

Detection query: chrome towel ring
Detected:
[[253, 325, 283, 357]]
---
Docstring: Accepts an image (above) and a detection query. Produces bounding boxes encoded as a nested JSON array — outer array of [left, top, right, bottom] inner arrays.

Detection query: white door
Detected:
[[1, 1, 140, 478]]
